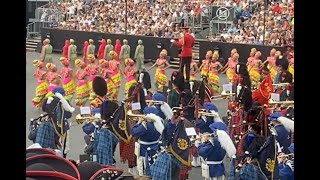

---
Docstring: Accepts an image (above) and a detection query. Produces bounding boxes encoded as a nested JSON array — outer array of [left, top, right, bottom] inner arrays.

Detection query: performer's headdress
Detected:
[[125, 58, 135, 66], [138, 39, 143, 45], [46, 63, 57, 72], [107, 39, 112, 44], [26, 154, 80, 180], [123, 39, 128, 44], [206, 50, 213, 58], [92, 76, 107, 97], [89, 39, 94, 44], [250, 48, 257, 53], [171, 71, 185, 91], [87, 54, 95, 63], [70, 39, 75, 44], [33, 60, 43, 68], [75, 59, 86, 68], [109, 51, 117, 59], [60, 58, 69, 67]]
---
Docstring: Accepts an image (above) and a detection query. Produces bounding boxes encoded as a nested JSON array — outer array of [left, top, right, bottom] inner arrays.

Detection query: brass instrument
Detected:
[[268, 100, 294, 105], [210, 91, 235, 101], [272, 83, 290, 87], [198, 109, 219, 117], [145, 100, 164, 106], [75, 114, 99, 124], [189, 132, 217, 143], [127, 110, 154, 122]]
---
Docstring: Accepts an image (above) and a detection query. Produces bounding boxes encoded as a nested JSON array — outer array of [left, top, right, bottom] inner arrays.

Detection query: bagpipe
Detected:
[[28, 114, 50, 142]]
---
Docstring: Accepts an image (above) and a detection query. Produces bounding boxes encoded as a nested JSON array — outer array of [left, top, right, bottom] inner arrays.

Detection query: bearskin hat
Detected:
[[92, 76, 107, 97]]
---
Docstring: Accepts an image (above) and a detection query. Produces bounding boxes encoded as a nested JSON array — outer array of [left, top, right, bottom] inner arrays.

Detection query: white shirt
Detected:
[[68, 6, 75, 15]]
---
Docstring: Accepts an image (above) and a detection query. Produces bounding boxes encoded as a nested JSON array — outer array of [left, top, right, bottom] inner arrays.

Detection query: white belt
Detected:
[[138, 140, 159, 145], [206, 160, 223, 165]]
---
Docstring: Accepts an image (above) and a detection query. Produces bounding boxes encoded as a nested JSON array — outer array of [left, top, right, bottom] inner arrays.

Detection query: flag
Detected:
[[252, 73, 273, 105], [257, 134, 279, 180], [110, 103, 131, 143], [169, 120, 191, 166]]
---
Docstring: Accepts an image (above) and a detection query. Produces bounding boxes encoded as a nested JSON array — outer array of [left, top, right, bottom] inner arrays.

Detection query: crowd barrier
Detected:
[[41, 28, 285, 63]]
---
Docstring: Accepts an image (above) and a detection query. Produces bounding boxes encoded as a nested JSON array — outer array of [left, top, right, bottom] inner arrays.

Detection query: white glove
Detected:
[[170, 39, 175, 43], [210, 110, 219, 117]]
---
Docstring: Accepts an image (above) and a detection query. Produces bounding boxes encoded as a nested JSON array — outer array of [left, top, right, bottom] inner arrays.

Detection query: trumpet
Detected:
[[272, 83, 290, 87], [190, 132, 217, 143], [127, 110, 154, 122], [198, 109, 218, 117], [268, 100, 294, 105], [146, 100, 164, 106], [75, 114, 100, 124]]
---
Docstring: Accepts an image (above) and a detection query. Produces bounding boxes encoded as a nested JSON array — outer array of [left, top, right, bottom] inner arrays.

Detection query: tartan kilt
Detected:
[[119, 138, 137, 167], [191, 144, 198, 157], [179, 165, 191, 180]]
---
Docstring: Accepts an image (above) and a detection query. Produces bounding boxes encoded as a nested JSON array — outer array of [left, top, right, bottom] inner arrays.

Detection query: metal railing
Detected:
[[26, 21, 51, 40]]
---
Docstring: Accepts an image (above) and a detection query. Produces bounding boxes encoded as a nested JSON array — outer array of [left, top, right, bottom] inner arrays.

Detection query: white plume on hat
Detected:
[[160, 102, 173, 120], [27, 143, 42, 149], [55, 92, 75, 113], [216, 130, 236, 157], [146, 113, 164, 134], [210, 110, 223, 123], [277, 116, 294, 132]]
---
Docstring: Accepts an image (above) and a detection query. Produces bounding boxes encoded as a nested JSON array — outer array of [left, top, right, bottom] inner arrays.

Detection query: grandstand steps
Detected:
[[26, 36, 41, 52], [170, 41, 200, 69]]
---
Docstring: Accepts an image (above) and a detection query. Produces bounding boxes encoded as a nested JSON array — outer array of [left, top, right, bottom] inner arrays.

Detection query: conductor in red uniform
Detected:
[[171, 27, 195, 88]]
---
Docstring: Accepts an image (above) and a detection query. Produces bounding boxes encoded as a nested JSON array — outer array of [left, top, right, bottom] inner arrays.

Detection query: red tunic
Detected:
[[172, 33, 195, 57]]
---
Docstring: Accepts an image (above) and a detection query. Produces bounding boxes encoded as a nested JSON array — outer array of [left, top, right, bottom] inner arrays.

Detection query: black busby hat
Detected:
[[77, 161, 103, 180], [26, 148, 57, 159], [89, 167, 123, 180], [26, 162, 76, 180], [26, 154, 80, 179], [93, 76, 107, 97], [171, 71, 185, 91], [77, 161, 124, 180]]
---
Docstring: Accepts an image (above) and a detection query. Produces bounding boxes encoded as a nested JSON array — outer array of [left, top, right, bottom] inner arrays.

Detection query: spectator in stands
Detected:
[[50, 18, 59, 28], [272, 2, 282, 14]]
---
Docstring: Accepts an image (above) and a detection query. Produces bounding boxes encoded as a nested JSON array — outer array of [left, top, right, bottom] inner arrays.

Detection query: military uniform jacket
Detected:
[[68, 45, 77, 61], [87, 44, 96, 56], [43, 44, 53, 61], [104, 44, 114, 60], [120, 45, 130, 59], [134, 45, 144, 59]]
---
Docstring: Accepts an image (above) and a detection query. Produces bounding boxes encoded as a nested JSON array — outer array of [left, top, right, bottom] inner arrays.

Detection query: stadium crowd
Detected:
[[44, 0, 293, 46]]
